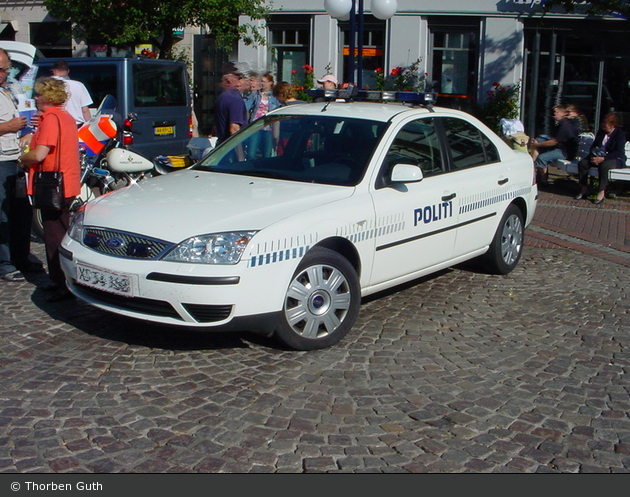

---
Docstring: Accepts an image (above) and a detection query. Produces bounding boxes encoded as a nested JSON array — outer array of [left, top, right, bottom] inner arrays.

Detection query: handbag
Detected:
[[32, 171, 64, 210], [31, 114, 64, 210]]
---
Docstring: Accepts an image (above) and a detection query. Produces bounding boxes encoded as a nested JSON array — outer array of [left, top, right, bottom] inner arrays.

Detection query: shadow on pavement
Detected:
[[28, 285, 277, 352]]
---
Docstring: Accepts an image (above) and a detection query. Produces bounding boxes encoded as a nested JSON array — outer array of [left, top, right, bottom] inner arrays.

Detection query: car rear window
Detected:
[[132, 63, 187, 107]]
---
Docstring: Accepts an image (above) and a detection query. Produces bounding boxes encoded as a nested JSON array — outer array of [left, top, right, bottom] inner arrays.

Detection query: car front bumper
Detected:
[[59, 238, 289, 333]]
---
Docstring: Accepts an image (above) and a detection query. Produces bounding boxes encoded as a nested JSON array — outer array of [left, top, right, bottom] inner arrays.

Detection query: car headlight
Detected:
[[162, 231, 257, 264], [67, 208, 85, 243]]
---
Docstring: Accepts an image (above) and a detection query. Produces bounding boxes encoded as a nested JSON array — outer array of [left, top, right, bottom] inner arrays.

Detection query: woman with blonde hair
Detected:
[[19, 77, 80, 302]]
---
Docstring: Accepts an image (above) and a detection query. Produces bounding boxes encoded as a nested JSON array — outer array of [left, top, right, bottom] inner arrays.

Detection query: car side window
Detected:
[[384, 118, 444, 178], [442, 117, 500, 170]]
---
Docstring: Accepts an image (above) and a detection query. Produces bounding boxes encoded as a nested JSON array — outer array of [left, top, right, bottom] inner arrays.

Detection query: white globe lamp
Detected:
[[371, 0, 398, 20], [324, 0, 353, 19]]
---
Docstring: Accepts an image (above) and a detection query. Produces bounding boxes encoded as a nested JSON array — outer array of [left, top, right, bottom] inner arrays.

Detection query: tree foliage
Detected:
[[44, 0, 269, 58], [541, 0, 630, 18]]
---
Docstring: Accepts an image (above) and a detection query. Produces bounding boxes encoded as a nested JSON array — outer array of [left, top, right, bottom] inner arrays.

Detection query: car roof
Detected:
[[271, 101, 440, 122]]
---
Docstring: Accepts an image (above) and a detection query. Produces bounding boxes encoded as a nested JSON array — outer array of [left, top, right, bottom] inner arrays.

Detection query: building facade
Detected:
[[236, 1, 630, 138], [3, 1, 630, 137]]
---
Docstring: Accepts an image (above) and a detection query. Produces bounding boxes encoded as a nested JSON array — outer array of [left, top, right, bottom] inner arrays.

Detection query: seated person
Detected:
[[566, 103, 589, 135], [575, 112, 626, 205], [530, 105, 577, 185]]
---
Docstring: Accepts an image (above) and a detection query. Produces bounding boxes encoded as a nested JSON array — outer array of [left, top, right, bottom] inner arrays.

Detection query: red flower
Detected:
[[493, 82, 501, 87], [375, 67, 383, 73], [391, 67, 402, 76], [303, 64, 313, 73], [292, 69, 297, 74]]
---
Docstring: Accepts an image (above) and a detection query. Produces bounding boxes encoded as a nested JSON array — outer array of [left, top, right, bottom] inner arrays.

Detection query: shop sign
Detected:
[[342, 48, 384, 57]]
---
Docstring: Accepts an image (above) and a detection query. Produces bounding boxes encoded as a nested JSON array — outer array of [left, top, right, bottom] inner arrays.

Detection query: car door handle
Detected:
[[498, 178, 509, 185], [442, 193, 456, 201]]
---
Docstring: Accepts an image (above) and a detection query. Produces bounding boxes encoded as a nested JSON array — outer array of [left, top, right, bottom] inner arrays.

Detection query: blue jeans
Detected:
[[0, 160, 33, 276], [535, 147, 566, 169]]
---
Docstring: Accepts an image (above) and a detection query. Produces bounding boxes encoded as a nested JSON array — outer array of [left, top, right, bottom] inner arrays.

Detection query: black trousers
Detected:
[[577, 157, 620, 192], [41, 197, 74, 287]]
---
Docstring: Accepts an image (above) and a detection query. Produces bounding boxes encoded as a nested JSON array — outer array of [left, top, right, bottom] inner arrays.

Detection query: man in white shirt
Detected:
[[51, 60, 93, 126]]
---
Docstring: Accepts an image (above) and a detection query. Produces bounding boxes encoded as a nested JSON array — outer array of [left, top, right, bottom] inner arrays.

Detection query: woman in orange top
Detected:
[[19, 77, 80, 302]]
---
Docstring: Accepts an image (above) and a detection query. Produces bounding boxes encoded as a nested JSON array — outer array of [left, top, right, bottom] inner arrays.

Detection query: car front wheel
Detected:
[[481, 204, 524, 275], [275, 247, 360, 351]]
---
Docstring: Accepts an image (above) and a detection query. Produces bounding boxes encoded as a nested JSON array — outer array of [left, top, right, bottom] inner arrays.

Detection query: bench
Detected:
[[553, 133, 630, 181]]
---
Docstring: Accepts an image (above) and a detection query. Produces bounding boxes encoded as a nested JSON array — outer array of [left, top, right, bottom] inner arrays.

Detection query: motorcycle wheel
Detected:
[[32, 209, 44, 240]]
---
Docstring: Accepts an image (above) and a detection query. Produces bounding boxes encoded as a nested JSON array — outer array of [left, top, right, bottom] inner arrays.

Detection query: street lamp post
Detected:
[[325, 0, 397, 89]]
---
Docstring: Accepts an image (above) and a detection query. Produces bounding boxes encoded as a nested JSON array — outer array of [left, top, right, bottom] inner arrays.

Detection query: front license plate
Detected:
[[154, 126, 174, 136], [76, 263, 133, 297]]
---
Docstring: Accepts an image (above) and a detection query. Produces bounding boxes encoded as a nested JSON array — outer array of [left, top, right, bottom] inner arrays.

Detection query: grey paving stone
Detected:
[[2, 208, 630, 473]]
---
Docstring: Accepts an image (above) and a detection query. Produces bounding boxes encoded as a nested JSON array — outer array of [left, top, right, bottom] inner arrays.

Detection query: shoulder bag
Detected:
[[31, 114, 64, 210]]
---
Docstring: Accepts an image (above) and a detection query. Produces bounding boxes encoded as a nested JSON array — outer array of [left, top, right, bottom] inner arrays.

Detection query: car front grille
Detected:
[[83, 228, 173, 260]]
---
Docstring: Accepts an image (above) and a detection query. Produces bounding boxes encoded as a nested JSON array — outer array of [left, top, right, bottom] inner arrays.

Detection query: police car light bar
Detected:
[[306, 88, 437, 106]]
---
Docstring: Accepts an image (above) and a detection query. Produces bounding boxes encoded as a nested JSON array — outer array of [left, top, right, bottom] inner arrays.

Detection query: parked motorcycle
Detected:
[[31, 95, 179, 238]]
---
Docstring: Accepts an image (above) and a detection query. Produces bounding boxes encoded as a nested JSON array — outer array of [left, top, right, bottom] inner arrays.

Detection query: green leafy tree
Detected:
[[541, 0, 630, 18], [44, 0, 269, 58]]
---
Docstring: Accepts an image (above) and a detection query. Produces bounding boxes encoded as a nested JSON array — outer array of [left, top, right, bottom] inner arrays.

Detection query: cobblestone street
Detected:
[[1, 184, 630, 473]]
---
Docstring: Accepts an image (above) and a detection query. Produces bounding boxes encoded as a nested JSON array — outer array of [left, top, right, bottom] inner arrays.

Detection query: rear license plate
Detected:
[[154, 126, 174, 136], [76, 262, 133, 297]]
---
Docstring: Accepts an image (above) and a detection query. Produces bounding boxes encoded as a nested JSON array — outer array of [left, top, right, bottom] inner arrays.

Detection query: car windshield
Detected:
[[195, 114, 387, 186]]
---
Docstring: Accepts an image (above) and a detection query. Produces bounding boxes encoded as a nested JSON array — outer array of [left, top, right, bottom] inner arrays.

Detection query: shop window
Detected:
[[30, 22, 72, 58], [268, 15, 311, 84], [430, 27, 478, 99], [339, 16, 385, 88]]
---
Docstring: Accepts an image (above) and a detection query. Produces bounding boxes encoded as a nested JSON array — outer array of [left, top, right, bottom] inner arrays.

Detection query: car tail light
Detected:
[[123, 118, 134, 146], [189, 115, 193, 138]]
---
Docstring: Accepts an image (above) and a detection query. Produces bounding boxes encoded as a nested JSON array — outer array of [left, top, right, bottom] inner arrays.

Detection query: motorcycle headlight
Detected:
[[67, 208, 85, 243], [162, 231, 257, 265]]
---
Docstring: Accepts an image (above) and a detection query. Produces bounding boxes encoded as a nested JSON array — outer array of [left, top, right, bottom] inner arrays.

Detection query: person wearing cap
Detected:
[[51, 60, 93, 126], [317, 74, 338, 90]]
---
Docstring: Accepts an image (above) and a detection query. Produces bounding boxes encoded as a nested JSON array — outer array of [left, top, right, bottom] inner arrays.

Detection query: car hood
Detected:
[[83, 170, 354, 241]]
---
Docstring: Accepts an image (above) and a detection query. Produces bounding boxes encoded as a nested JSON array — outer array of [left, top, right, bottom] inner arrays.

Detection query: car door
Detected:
[[369, 117, 458, 287], [438, 116, 511, 258]]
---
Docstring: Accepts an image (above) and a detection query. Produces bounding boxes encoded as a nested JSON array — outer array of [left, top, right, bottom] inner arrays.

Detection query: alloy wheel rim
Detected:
[[501, 214, 523, 266], [284, 264, 351, 339]]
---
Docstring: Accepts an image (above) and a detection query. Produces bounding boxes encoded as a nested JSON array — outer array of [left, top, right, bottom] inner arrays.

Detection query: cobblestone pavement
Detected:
[[1, 185, 629, 473]]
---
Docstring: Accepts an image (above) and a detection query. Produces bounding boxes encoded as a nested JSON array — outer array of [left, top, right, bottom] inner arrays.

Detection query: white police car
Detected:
[[60, 91, 537, 350]]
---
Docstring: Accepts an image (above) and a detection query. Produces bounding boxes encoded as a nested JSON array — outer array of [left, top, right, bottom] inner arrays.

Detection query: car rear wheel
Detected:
[[275, 247, 360, 351], [481, 204, 524, 275]]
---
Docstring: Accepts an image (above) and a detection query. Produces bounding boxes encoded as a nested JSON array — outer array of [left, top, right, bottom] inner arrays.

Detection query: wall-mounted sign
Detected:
[[89, 45, 107, 57], [342, 48, 384, 57]]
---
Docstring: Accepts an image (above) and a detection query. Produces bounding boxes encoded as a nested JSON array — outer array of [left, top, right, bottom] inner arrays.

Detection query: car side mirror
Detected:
[[390, 163, 424, 183]]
